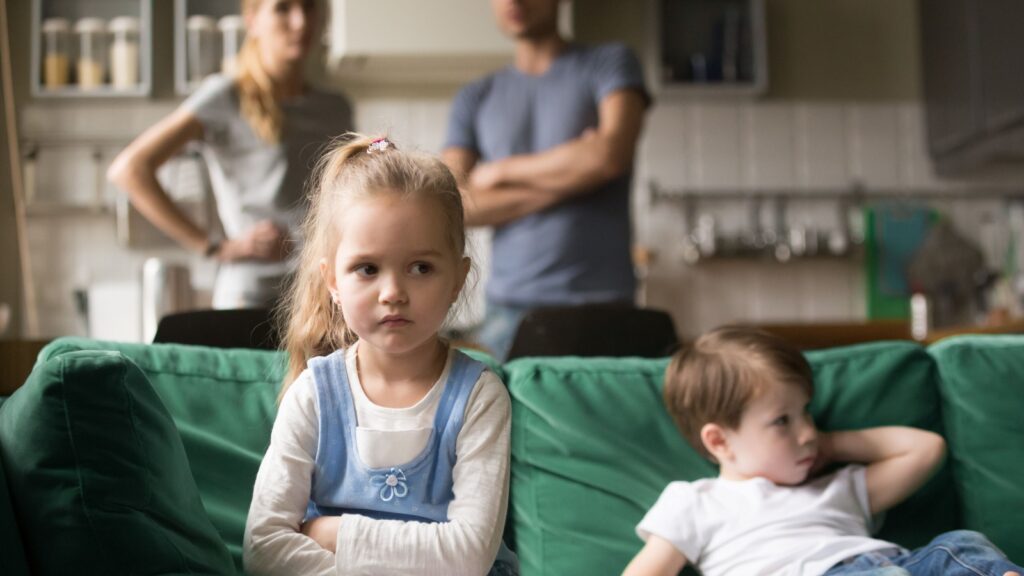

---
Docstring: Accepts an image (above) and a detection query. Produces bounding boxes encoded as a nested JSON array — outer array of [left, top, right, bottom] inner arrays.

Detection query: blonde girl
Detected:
[[108, 0, 352, 309], [244, 134, 518, 576]]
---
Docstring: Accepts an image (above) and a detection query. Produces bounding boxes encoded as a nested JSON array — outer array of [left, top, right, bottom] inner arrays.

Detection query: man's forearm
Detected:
[[461, 184, 560, 228]]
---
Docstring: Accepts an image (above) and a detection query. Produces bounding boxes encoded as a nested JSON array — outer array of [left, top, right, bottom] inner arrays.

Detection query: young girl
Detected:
[[244, 134, 517, 575]]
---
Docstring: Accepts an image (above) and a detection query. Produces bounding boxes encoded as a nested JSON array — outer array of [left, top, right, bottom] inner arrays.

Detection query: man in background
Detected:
[[443, 0, 650, 359]]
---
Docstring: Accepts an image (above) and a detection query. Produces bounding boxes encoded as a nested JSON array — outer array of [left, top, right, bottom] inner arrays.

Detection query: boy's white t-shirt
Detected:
[[637, 466, 899, 576]]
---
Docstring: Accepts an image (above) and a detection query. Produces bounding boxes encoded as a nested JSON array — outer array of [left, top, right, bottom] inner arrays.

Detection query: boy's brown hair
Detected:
[[663, 326, 814, 461]]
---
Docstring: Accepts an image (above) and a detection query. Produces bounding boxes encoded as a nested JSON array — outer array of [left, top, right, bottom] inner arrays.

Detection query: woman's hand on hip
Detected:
[[218, 220, 290, 262]]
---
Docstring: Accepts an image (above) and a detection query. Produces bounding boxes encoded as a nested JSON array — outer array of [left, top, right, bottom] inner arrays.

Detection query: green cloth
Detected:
[[929, 335, 1024, 563], [0, 349, 236, 575], [0, 397, 30, 576], [36, 338, 285, 573], [508, 342, 957, 576]]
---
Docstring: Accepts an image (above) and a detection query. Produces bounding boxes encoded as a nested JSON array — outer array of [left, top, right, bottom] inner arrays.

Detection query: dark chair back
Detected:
[[506, 304, 679, 359], [152, 308, 279, 350]]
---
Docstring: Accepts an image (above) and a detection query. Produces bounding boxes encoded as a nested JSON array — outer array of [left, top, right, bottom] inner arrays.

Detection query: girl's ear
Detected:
[[320, 257, 337, 299], [452, 256, 471, 303], [701, 423, 731, 463]]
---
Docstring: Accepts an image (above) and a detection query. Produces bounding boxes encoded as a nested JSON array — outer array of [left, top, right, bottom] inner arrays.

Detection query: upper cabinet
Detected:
[[31, 0, 152, 98], [174, 0, 243, 95], [652, 0, 768, 97], [327, 0, 572, 86], [919, 0, 1024, 174]]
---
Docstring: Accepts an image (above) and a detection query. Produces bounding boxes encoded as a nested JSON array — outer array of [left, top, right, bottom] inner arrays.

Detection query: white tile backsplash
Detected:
[[22, 94, 1015, 341]]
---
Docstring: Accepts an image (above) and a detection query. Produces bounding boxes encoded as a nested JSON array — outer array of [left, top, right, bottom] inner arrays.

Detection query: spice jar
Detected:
[[74, 17, 107, 89], [109, 16, 140, 89], [41, 18, 72, 89], [186, 15, 219, 84], [218, 15, 245, 76]]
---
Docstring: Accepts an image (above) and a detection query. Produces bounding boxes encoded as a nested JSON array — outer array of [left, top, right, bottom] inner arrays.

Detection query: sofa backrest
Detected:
[[505, 341, 958, 576], [928, 335, 1024, 563], [31, 338, 284, 573], [6, 335, 1023, 575]]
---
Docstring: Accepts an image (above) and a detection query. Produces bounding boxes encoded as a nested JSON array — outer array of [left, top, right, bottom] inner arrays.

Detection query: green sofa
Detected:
[[1, 335, 1022, 575]]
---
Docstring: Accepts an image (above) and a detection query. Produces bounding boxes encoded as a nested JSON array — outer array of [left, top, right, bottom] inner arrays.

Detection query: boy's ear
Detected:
[[701, 423, 731, 463]]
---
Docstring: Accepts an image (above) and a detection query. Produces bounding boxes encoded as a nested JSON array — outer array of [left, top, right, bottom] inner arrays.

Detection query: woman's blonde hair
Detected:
[[235, 0, 289, 143], [277, 133, 467, 398]]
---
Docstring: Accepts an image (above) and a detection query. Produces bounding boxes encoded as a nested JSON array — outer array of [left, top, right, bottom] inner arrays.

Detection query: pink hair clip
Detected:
[[367, 137, 393, 154]]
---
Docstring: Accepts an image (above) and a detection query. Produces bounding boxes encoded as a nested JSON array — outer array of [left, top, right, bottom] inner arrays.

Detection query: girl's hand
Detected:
[[218, 220, 290, 262], [300, 515, 341, 553]]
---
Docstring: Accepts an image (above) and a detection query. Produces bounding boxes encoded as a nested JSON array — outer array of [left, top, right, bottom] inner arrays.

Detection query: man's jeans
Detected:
[[824, 530, 1021, 576], [473, 301, 532, 361]]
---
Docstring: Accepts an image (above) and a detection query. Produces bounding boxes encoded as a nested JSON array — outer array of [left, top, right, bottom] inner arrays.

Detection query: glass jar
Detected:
[[108, 16, 140, 89], [186, 15, 219, 84], [218, 15, 245, 76], [74, 17, 108, 89], [41, 18, 72, 89]]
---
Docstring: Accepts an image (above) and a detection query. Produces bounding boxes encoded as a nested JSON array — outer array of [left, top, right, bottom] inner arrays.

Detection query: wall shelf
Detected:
[[31, 0, 152, 98]]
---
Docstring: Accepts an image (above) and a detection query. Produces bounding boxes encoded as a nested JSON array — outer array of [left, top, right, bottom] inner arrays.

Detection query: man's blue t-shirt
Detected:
[[445, 43, 649, 307]]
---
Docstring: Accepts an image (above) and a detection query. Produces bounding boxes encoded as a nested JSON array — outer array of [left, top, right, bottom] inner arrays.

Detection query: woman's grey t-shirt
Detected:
[[181, 74, 353, 308]]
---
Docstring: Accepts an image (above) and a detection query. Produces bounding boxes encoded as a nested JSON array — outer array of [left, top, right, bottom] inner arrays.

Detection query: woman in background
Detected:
[[108, 0, 352, 309]]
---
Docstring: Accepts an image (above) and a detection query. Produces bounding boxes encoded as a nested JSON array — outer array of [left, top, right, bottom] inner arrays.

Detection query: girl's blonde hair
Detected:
[[235, 0, 287, 143], [277, 133, 467, 398]]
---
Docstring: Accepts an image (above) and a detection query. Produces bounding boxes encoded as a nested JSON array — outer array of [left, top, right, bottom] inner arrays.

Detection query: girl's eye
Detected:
[[773, 415, 790, 427], [354, 264, 377, 277], [410, 262, 433, 275]]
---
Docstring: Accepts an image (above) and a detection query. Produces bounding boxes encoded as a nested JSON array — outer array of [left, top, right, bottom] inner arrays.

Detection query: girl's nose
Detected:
[[379, 274, 408, 304]]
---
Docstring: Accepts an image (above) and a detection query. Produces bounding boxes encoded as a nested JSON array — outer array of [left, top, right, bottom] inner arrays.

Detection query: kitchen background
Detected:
[[3, 0, 1024, 343]]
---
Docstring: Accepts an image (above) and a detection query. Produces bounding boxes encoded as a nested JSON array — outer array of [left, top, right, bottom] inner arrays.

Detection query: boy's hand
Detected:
[[301, 515, 342, 552], [807, 431, 835, 479]]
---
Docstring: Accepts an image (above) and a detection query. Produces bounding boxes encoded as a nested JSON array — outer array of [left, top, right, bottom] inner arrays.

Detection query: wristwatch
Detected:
[[203, 238, 221, 258]]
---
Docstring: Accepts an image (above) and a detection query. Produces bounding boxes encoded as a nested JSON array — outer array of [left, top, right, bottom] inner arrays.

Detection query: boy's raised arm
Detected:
[[821, 426, 946, 515], [622, 535, 688, 576]]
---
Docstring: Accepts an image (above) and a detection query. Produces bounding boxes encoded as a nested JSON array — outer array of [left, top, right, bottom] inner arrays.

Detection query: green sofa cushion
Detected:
[[0, 350, 235, 575], [37, 337, 284, 571], [507, 342, 956, 576], [807, 342, 957, 548], [0, 396, 30, 576], [930, 335, 1024, 563]]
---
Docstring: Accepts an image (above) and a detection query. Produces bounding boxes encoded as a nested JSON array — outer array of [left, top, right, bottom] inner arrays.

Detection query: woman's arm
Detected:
[[819, 427, 946, 515], [107, 107, 287, 261], [107, 108, 212, 254], [331, 372, 511, 576], [622, 536, 688, 576], [243, 373, 335, 576]]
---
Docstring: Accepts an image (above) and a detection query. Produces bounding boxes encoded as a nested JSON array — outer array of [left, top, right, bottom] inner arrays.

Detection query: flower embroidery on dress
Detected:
[[370, 467, 408, 502]]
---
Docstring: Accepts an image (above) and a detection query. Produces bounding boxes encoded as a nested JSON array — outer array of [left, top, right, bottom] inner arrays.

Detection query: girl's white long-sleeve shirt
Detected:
[[244, 345, 511, 576]]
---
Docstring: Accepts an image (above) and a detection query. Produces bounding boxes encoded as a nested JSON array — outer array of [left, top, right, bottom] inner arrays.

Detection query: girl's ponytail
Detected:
[[276, 134, 393, 399]]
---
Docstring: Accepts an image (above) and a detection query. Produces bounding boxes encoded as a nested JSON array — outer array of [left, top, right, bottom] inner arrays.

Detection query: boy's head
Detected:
[[664, 326, 819, 485]]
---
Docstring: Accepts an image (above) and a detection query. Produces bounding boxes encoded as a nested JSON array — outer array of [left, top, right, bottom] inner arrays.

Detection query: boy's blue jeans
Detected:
[[823, 530, 1021, 575]]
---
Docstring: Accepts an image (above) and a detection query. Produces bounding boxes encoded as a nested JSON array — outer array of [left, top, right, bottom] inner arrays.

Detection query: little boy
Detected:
[[623, 326, 1022, 576]]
